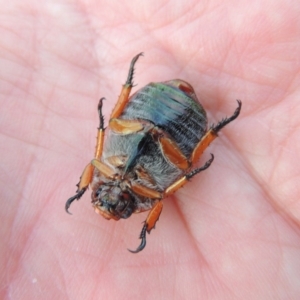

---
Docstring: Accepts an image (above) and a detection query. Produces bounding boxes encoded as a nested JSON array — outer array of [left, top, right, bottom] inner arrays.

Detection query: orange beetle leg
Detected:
[[95, 129, 105, 159], [135, 165, 156, 185], [128, 201, 163, 253], [106, 155, 128, 168], [191, 130, 217, 163], [131, 182, 162, 199], [95, 98, 106, 159], [191, 100, 242, 163], [164, 154, 214, 196], [91, 159, 116, 179], [109, 118, 145, 135], [127, 154, 214, 253], [65, 98, 107, 213], [149, 126, 190, 170], [110, 53, 143, 119], [159, 136, 190, 170], [65, 163, 94, 214]]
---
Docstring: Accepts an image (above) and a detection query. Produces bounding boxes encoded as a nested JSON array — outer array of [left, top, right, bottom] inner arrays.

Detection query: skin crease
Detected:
[[1, 0, 300, 299]]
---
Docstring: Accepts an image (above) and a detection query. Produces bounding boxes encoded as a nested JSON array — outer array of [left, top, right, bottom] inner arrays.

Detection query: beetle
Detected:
[[65, 53, 242, 253]]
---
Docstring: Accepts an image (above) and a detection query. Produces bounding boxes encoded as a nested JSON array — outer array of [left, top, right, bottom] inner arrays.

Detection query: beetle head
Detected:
[[92, 183, 135, 220]]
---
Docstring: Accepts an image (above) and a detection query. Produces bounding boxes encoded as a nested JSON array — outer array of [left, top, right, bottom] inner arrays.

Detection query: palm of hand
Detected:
[[1, 1, 299, 299]]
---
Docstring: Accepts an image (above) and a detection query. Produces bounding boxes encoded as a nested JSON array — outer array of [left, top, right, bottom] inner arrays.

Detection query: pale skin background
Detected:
[[1, 0, 300, 299]]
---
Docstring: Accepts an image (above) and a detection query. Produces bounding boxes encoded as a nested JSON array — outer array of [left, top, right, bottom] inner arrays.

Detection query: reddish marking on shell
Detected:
[[178, 82, 194, 94]]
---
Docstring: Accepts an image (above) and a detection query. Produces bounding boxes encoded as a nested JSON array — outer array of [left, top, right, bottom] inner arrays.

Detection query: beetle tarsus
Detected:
[[125, 52, 144, 86], [212, 100, 242, 133], [128, 223, 147, 253], [98, 97, 105, 130], [65, 188, 87, 215], [186, 154, 214, 180]]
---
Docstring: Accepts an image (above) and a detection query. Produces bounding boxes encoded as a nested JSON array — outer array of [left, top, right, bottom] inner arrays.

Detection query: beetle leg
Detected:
[[158, 135, 190, 170], [129, 146, 213, 199], [110, 53, 143, 119], [65, 98, 106, 213], [65, 163, 94, 214], [131, 182, 162, 199], [149, 127, 190, 170], [95, 98, 106, 159], [164, 154, 214, 196], [127, 155, 214, 253], [91, 159, 116, 178], [191, 100, 242, 163], [128, 223, 147, 253], [128, 201, 163, 253], [109, 118, 145, 134]]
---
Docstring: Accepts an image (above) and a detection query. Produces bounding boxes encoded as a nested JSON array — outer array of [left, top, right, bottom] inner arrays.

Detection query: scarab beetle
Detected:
[[65, 53, 242, 253]]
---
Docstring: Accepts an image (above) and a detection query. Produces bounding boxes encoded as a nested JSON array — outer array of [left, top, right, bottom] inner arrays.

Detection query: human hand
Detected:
[[1, 1, 299, 299]]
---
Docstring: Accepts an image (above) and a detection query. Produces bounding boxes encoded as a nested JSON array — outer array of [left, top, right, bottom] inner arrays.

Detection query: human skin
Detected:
[[1, 0, 300, 299]]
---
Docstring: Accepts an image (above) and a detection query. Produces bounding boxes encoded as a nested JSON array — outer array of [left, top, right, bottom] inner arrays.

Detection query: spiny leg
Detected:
[[212, 100, 242, 133], [191, 100, 242, 163], [110, 53, 143, 119], [95, 97, 105, 159], [65, 98, 106, 214], [65, 187, 87, 214], [128, 223, 147, 254], [165, 154, 214, 196], [127, 155, 214, 253], [128, 201, 163, 253], [125, 52, 144, 86], [65, 163, 94, 214]]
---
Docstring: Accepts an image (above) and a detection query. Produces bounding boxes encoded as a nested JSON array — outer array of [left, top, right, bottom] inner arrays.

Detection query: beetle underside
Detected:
[[65, 53, 242, 253]]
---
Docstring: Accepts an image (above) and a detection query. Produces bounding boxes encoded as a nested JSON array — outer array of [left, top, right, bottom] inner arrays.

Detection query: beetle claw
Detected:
[[128, 236, 146, 254], [66, 208, 72, 215], [128, 223, 147, 253], [65, 195, 76, 215], [212, 100, 242, 133], [125, 52, 144, 86], [98, 98, 105, 130], [65, 189, 86, 215]]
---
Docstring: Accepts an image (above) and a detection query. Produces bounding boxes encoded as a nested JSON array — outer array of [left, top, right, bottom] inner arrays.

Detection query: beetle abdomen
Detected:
[[122, 80, 207, 157]]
